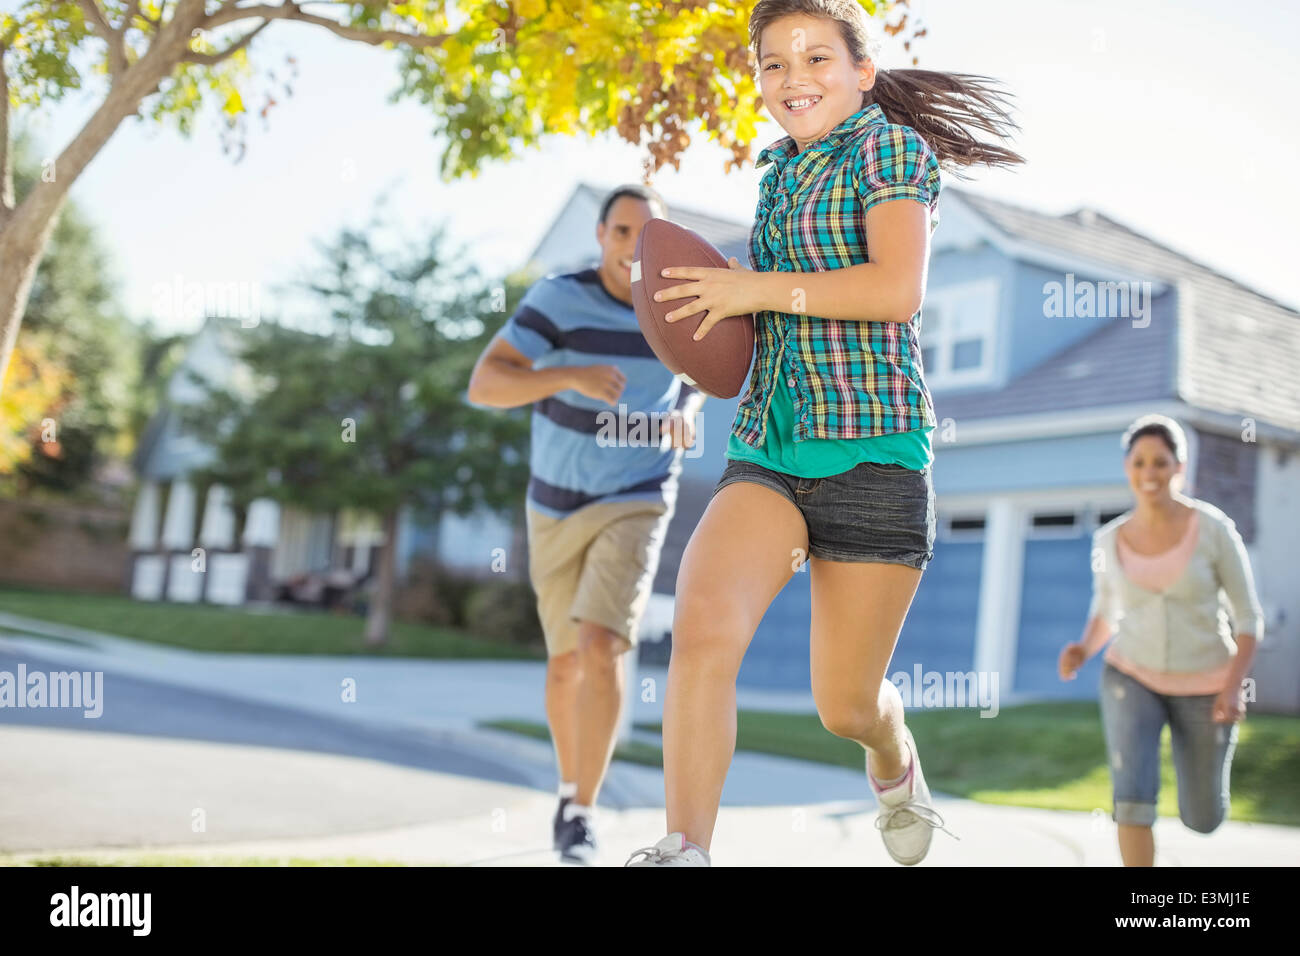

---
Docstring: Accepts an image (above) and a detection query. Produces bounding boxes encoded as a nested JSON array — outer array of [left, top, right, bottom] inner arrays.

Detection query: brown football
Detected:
[[631, 219, 756, 399]]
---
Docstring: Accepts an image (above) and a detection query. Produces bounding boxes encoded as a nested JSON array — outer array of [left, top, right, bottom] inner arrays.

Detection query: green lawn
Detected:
[[486, 702, 1300, 826], [0, 585, 543, 660]]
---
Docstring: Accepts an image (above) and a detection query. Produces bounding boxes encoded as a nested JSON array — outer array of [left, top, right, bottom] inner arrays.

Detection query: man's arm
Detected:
[[467, 337, 573, 408], [467, 337, 626, 408]]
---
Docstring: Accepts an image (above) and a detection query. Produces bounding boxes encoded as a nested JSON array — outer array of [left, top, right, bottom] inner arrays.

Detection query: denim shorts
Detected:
[[710, 457, 936, 570], [1098, 661, 1238, 831]]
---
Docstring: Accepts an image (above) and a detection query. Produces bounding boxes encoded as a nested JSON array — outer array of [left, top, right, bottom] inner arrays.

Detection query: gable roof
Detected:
[[945, 189, 1300, 435], [936, 284, 1180, 420], [534, 182, 1299, 435]]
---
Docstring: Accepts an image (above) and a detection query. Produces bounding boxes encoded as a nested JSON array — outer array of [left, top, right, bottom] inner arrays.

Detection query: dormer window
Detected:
[[919, 278, 1000, 388]]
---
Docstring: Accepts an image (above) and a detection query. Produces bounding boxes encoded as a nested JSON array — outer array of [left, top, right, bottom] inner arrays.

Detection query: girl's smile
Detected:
[[783, 93, 822, 115]]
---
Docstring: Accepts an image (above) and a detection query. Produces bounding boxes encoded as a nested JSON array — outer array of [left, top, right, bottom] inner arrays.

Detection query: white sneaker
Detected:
[[869, 726, 956, 865], [624, 833, 711, 867]]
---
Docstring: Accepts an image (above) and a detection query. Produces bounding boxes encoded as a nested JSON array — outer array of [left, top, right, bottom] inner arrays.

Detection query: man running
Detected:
[[467, 184, 705, 863]]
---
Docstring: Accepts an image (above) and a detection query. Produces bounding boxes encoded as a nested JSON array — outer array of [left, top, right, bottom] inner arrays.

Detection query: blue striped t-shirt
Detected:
[[493, 267, 698, 520]]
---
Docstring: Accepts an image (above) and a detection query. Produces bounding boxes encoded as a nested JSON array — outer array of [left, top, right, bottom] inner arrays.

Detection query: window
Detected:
[[939, 512, 986, 541], [1026, 510, 1082, 539], [919, 278, 1000, 388], [1032, 513, 1077, 529]]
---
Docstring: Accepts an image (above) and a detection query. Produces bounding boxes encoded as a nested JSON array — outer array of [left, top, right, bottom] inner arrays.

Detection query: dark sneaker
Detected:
[[558, 812, 597, 865], [552, 796, 572, 851]]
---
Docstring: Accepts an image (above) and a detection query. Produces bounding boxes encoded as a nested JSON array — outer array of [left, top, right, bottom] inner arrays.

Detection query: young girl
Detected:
[[625, 0, 1022, 867]]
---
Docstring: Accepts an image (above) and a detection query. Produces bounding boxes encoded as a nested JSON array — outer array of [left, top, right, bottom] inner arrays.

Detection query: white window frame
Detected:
[[937, 511, 987, 542], [919, 278, 1000, 389], [1023, 508, 1085, 541]]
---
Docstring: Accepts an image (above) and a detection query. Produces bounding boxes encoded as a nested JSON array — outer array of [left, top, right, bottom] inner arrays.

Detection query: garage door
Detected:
[[736, 536, 982, 692], [1014, 512, 1098, 697], [894, 538, 982, 677]]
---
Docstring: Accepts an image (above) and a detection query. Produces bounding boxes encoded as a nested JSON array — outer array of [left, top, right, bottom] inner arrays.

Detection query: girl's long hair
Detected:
[[749, 0, 1025, 171]]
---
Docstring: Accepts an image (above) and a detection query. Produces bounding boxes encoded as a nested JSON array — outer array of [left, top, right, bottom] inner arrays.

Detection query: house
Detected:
[[126, 317, 506, 606], [128, 181, 1300, 715], [472, 182, 1300, 712]]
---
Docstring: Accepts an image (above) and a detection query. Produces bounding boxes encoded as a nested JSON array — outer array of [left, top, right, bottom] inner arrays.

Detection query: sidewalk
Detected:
[[2, 611, 1297, 866]]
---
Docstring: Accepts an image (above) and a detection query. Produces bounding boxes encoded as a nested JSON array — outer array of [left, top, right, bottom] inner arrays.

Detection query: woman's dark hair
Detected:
[[749, 0, 1024, 172], [1122, 414, 1188, 463], [599, 184, 668, 225]]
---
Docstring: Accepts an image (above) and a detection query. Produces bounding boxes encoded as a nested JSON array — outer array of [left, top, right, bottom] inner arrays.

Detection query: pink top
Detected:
[[1098, 512, 1232, 695]]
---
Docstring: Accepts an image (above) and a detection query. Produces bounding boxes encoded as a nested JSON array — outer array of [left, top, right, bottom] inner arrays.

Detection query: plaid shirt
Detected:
[[733, 102, 942, 447]]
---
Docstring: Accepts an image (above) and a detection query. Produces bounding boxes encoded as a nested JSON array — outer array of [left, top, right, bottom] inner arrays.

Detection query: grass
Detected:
[[2, 854, 415, 867], [485, 702, 1300, 827], [0, 584, 543, 661]]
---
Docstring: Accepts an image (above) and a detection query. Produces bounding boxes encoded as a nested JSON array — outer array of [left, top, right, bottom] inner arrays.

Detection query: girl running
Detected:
[[625, 0, 1022, 867]]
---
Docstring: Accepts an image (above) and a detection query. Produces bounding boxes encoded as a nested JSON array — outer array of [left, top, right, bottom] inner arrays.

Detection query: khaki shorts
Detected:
[[525, 498, 672, 658]]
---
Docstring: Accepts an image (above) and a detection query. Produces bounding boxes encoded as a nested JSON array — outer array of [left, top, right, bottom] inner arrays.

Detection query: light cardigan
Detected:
[[1104, 512, 1231, 694], [1086, 497, 1265, 673]]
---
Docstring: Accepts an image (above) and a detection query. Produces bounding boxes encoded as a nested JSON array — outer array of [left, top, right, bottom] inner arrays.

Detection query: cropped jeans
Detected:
[[1099, 661, 1237, 831]]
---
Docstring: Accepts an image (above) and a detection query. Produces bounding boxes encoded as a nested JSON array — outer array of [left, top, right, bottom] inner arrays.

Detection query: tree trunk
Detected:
[[0, 0, 205, 392], [363, 507, 401, 647]]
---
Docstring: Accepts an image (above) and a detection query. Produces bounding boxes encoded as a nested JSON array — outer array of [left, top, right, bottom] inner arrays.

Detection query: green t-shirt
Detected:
[[725, 369, 933, 478]]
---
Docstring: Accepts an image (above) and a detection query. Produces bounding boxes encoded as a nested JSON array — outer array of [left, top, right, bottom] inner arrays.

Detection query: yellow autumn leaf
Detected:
[[517, 0, 547, 20]]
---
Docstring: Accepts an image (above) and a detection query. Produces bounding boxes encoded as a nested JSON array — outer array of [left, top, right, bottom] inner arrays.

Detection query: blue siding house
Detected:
[[131, 180, 1300, 715]]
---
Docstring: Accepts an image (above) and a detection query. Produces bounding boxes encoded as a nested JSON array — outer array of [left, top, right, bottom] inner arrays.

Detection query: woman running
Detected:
[[1059, 414, 1264, 866], [625, 0, 1022, 866]]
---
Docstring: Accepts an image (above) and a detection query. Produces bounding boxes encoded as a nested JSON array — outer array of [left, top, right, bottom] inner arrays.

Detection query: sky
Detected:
[[11, 0, 1300, 334]]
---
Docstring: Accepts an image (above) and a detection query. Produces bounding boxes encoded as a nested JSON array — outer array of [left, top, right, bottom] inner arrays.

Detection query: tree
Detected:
[[0, 0, 914, 394], [1, 131, 143, 497], [181, 209, 531, 646]]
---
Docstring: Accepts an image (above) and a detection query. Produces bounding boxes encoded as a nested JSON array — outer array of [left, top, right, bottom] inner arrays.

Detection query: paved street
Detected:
[[2, 612, 1296, 866]]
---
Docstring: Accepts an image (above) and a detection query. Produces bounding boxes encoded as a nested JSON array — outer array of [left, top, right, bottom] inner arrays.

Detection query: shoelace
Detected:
[[875, 802, 960, 842], [624, 845, 671, 866], [568, 816, 595, 846]]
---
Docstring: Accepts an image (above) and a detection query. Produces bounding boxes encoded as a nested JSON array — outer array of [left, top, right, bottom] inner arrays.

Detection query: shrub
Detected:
[[394, 558, 478, 628], [464, 576, 543, 646]]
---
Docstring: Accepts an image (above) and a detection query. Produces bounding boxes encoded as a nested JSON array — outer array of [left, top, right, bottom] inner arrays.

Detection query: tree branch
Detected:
[[202, 2, 452, 49], [182, 19, 272, 65], [79, 0, 129, 77], [78, 0, 113, 35], [0, 43, 11, 222], [121, 1, 147, 31]]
